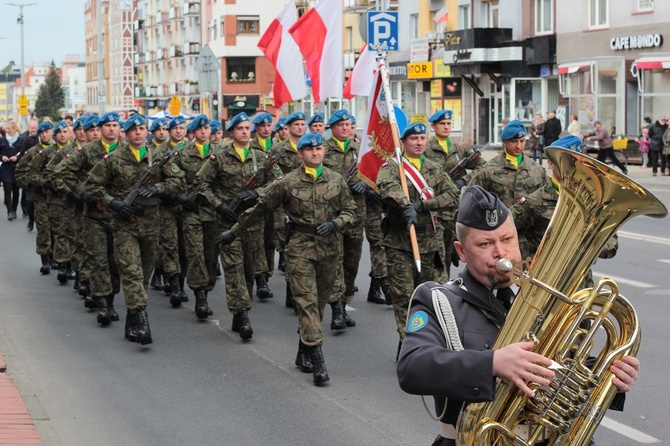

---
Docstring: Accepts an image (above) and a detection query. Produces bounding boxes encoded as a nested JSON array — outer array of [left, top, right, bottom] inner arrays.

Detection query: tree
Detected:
[[34, 61, 65, 122]]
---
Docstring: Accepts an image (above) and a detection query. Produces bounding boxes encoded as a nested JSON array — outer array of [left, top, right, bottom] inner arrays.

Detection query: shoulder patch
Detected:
[[408, 310, 428, 332], [209, 154, 216, 161], [103, 154, 109, 160], [519, 197, 527, 204], [170, 164, 180, 173]]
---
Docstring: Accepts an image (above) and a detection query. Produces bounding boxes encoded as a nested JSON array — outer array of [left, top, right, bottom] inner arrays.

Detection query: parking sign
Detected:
[[367, 12, 398, 51]]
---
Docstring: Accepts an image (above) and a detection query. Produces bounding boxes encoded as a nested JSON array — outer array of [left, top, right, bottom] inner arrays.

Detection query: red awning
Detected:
[[558, 63, 592, 74], [635, 57, 670, 70]]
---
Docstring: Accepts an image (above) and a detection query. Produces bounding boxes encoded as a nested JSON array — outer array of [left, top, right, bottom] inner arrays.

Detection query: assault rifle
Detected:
[[447, 142, 490, 180], [229, 148, 285, 215]]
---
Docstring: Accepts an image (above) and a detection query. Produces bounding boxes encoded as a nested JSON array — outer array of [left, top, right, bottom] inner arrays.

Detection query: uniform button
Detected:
[[472, 387, 480, 396], [485, 343, 490, 349]]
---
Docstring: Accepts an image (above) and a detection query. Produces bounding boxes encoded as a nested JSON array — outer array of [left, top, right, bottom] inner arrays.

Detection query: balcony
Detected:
[[169, 6, 183, 21], [169, 83, 179, 95], [134, 52, 146, 64], [184, 41, 201, 55], [169, 45, 184, 58], [183, 2, 200, 17], [343, 0, 397, 13], [157, 47, 168, 60], [156, 12, 168, 25], [183, 82, 199, 95], [134, 19, 144, 31]]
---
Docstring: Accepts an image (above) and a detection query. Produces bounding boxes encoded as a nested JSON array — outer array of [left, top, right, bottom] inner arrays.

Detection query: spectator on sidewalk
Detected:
[[543, 111, 562, 147], [636, 127, 650, 169], [1, 122, 24, 220], [584, 121, 627, 175], [567, 113, 581, 137], [648, 116, 668, 176]]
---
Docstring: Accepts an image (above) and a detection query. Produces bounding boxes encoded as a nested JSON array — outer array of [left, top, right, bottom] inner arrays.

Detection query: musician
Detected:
[[397, 185, 639, 446]]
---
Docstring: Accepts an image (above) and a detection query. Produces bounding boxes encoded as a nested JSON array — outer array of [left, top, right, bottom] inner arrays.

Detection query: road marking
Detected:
[[601, 416, 661, 443], [618, 230, 670, 246], [658, 259, 670, 264], [591, 272, 654, 289]]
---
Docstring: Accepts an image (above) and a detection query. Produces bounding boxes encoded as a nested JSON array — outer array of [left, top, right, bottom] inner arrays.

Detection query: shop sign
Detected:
[[430, 80, 442, 97], [407, 62, 433, 79], [388, 64, 407, 80], [410, 38, 430, 63], [610, 34, 663, 51], [433, 62, 452, 78]]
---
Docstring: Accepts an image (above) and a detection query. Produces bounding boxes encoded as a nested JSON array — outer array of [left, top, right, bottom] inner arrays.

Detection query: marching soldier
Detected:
[[147, 117, 169, 291], [307, 113, 325, 134], [209, 120, 224, 145], [216, 131, 357, 386], [273, 117, 289, 144]]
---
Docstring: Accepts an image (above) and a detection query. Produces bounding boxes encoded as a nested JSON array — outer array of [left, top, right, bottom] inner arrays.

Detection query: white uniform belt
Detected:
[[440, 422, 457, 440]]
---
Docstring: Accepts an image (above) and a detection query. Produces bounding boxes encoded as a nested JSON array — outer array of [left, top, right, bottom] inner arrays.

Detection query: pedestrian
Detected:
[[584, 121, 627, 175], [636, 128, 650, 169], [1, 122, 24, 220], [543, 110, 562, 146], [662, 124, 670, 176], [527, 113, 545, 166], [397, 185, 639, 446], [567, 113, 581, 137], [647, 115, 668, 176]]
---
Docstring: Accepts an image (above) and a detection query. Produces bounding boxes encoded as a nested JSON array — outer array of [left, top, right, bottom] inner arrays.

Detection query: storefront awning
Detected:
[[557, 62, 592, 74], [635, 57, 670, 70]]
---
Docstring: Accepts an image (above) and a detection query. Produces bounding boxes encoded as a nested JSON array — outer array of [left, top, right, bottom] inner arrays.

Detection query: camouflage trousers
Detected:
[[219, 227, 261, 313], [254, 212, 275, 277], [112, 214, 159, 310], [34, 194, 51, 256], [158, 207, 185, 275], [286, 253, 343, 346], [438, 218, 456, 282], [365, 196, 387, 279], [386, 247, 443, 340], [183, 212, 219, 291], [84, 216, 120, 298], [273, 208, 287, 253], [71, 208, 87, 277], [332, 223, 363, 305], [48, 197, 75, 264]]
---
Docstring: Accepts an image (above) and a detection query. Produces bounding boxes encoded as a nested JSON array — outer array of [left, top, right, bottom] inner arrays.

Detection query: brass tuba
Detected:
[[456, 147, 668, 446]]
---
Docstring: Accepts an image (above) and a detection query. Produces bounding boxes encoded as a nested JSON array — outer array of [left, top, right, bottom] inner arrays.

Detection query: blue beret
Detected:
[[168, 115, 186, 130], [252, 112, 273, 125], [327, 109, 351, 126], [501, 119, 527, 140], [53, 121, 68, 135], [226, 112, 250, 132], [72, 117, 85, 130], [350, 115, 356, 125], [547, 134, 582, 153], [285, 111, 306, 125], [118, 120, 126, 129], [307, 113, 325, 126], [428, 110, 453, 123], [297, 132, 324, 149], [187, 114, 210, 132], [37, 121, 54, 133], [457, 185, 509, 231], [83, 115, 100, 130], [149, 118, 168, 133], [99, 111, 120, 125], [274, 117, 288, 131], [123, 114, 146, 132], [209, 120, 222, 132], [401, 122, 427, 139]]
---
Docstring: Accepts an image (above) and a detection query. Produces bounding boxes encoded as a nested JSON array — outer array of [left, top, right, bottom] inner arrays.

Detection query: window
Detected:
[[534, 0, 553, 34], [638, 0, 653, 10], [237, 16, 259, 35], [458, 5, 470, 29], [227, 58, 256, 82], [409, 14, 418, 39], [589, 0, 608, 28], [483, 2, 499, 28]]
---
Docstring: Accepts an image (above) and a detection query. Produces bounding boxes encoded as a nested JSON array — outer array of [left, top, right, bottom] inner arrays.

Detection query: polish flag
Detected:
[[343, 45, 378, 100], [434, 4, 449, 24], [257, 0, 306, 108], [288, 0, 343, 105]]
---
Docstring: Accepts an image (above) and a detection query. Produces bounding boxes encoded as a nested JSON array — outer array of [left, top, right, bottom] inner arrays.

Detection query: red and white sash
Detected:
[[401, 158, 438, 232]]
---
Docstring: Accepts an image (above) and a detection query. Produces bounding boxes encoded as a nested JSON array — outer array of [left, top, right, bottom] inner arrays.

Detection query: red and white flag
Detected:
[[343, 45, 378, 100], [288, 0, 342, 105], [257, 0, 306, 108], [434, 4, 449, 24]]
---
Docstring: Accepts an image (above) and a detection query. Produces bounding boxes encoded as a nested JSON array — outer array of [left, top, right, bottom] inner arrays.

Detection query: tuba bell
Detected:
[[456, 147, 668, 446]]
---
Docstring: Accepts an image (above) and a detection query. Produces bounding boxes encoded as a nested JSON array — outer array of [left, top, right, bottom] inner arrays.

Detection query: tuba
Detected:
[[456, 147, 668, 446]]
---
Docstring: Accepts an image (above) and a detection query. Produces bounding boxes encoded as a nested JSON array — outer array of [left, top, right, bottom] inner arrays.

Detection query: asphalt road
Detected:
[[0, 164, 668, 446]]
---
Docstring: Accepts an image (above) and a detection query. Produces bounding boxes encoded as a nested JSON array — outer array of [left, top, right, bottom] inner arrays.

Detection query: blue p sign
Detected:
[[368, 12, 398, 51]]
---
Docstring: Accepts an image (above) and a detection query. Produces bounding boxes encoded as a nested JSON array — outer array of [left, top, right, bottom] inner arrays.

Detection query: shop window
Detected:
[[458, 5, 470, 29], [589, 0, 608, 29], [638, 0, 653, 10], [238, 16, 259, 35], [227, 58, 256, 83], [534, 0, 553, 34], [513, 79, 542, 122]]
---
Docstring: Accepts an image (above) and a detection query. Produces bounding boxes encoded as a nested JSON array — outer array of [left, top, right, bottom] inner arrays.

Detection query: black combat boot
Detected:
[[73, 272, 80, 291], [84, 294, 98, 309], [168, 275, 182, 307], [78, 281, 90, 298], [194, 289, 210, 320], [107, 295, 119, 321], [285, 282, 297, 313], [67, 264, 76, 280], [278, 252, 285, 272], [367, 276, 386, 304], [39, 255, 50, 275], [163, 271, 173, 295], [295, 340, 314, 373], [57, 263, 68, 284], [308, 344, 329, 385], [330, 300, 346, 330], [381, 277, 393, 306], [342, 299, 356, 327], [178, 276, 188, 302], [231, 310, 253, 340], [206, 291, 213, 316], [255, 274, 273, 300], [150, 267, 165, 290], [50, 256, 58, 270], [132, 308, 153, 345], [96, 296, 111, 326], [125, 310, 137, 342]]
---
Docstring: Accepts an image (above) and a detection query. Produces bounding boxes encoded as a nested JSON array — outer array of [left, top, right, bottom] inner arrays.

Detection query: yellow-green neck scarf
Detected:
[[304, 165, 324, 180], [101, 140, 118, 154], [129, 145, 147, 162], [505, 151, 523, 169], [436, 137, 450, 154], [258, 137, 272, 152], [551, 177, 561, 194], [404, 155, 424, 171], [233, 144, 250, 162], [334, 138, 351, 152], [195, 142, 210, 159]]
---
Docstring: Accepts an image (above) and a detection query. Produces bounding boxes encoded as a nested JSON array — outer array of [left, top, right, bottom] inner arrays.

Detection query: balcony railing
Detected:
[[183, 2, 200, 17], [184, 41, 201, 55], [169, 7, 183, 21], [156, 12, 169, 25], [169, 45, 184, 58]]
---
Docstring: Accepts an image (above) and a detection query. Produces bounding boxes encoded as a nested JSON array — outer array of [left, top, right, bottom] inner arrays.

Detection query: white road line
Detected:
[[659, 259, 670, 264], [591, 272, 655, 289], [601, 416, 661, 443], [618, 230, 670, 246]]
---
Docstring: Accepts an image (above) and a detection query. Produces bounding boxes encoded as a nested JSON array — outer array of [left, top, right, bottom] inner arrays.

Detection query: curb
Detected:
[[0, 352, 44, 445]]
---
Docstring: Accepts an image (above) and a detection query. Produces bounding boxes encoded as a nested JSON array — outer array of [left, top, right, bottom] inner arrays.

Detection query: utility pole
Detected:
[[96, 0, 105, 114], [7, 2, 36, 128]]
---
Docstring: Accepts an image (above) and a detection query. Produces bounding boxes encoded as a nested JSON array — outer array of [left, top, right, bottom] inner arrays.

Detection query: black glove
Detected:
[[109, 199, 135, 219], [450, 248, 460, 268], [176, 193, 198, 213], [454, 178, 467, 189], [365, 189, 382, 205], [137, 184, 158, 198], [411, 200, 424, 213], [402, 203, 418, 230], [235, 189, 259, 209], [216, 203, 238, 223], [67, 190, 82, 203], [214, 230, 237, 245], [315, 221, 338, 236], [350, 180, 368, 194]]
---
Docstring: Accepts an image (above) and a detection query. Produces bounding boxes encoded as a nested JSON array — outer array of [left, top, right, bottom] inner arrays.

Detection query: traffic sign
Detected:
[[367, 11, 398, 51], [17, 94, 29, 116], [169, 95, 181, 116]]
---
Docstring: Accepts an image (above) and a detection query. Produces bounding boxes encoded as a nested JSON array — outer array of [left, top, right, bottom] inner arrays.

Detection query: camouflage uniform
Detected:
[[250, 136, 276, 278], [231, 166, 357, 346], [376, 157, 460, 339], [86, 143, 185, 309], [15, 144, 51, 256], [268, 140, 302, 252], [365, 195, 387, 279]]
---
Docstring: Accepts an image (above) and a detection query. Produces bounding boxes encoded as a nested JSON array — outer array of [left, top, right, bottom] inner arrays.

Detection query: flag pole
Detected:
[[376, 47, 422, 273]]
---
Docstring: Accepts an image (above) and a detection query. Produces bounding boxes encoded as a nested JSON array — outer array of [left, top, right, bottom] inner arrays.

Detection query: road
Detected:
[[0, 165, 668, 446]]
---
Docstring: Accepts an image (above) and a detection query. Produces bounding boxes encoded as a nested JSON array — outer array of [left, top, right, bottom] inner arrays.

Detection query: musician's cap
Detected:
[[547, 134, 582, 153], [428, 110, 453, 123], [401, 122, 427, 140], [226, 112, 250, 131], [457, 185, 509, 231], [307, 113, 325, 126], [297, 132, 324, 150], [285, 111, 306, 125], [83, 115, 100, 131], [252, 112, 273, 125], [99, 111, 120, 125], [72, 117, 85, 130], [209, 119, 222, 132], [327, 109, 350, 126], [501, 120, 526, 141], [37, 121, 54, 134], [274, 117, 288, 131], [123, 114, 146, 132], [53, 121, 68, 136], [167, 115, 186, 130], [187, 114, 210, 132], [149, 118, 168, 133]]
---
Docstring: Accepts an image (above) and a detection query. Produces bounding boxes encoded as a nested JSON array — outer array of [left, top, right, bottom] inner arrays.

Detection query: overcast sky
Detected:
[[0, 2, 86, 69]]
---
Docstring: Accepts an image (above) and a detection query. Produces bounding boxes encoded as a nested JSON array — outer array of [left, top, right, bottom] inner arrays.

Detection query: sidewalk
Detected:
[[0, 352, 44, 445]]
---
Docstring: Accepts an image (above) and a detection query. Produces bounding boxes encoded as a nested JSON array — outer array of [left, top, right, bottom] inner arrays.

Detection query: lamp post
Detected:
[[7, 2, 36, 129]]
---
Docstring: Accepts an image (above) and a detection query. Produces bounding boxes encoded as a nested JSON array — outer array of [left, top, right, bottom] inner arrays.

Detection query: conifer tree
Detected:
[[35, 61, 65, 122]]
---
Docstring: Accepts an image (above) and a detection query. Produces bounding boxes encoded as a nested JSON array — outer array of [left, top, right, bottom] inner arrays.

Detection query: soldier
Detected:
[[376, 122, 460, 349], [209, 120, 224, 145], [147, 117, 169, 291], [87, 114, 185, 344], [425, 110, 486, 279], [307, 113, 325, 134], [216, 131, 357, 385], [72, 117, 88, 147], [273, 117, 289, 143]]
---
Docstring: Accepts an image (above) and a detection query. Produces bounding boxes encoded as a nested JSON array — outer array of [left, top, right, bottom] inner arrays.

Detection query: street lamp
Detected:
[[7, 2, 36, 129]]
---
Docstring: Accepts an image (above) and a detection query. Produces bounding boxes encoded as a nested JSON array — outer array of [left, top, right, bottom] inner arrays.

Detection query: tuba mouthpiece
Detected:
[[496, 258, 513, 274]]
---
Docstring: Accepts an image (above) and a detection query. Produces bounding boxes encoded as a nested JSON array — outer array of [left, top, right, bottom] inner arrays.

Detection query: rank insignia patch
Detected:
[[408, 311, 428, 332]]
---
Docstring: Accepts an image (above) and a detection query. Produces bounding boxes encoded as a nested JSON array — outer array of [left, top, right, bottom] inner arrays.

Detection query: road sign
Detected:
[[367, 11, 398, 51], [169, 95, 181, 115], [195, 44, 221, 93], [17, 94, 29, 116]]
